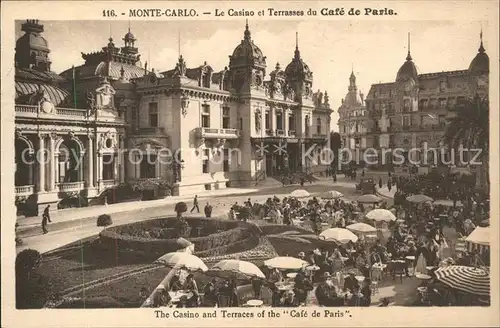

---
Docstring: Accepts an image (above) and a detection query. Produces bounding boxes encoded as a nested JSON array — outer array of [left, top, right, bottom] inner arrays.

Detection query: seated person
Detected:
[[183, 274, 199, 307], [202, 278, 218, 307], [315, 272, 339, 306], [169, 272, 183, 292], [282, 290, 296, 307], [360, 279, 372, 306], [293, 271, 313, 305], [343, 271, 360, 293]]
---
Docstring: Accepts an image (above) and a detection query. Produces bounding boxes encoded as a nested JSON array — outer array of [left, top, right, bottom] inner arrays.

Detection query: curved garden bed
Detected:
[[98, 217, 261, 260]]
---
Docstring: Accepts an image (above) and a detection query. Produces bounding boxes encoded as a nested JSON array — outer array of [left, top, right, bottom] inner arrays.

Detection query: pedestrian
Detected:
[[204, 202, 213, 218], [190, 195, 200, 213], [387, 179, 392, 192], [333, 173, 337, 182], [362, 169, 365, 177], [378, 177, 383, 189], [41, 205, 51, 234]]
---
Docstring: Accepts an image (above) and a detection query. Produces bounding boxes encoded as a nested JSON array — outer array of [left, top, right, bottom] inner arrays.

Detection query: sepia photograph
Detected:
[[1, 1, 499, 327]]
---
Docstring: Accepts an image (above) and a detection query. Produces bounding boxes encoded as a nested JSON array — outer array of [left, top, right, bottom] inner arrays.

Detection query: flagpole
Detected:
[[72, 65, 77, 109]]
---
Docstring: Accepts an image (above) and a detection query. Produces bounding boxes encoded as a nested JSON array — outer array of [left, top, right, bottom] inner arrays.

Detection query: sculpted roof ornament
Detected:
[[229, 20, 267, 69]]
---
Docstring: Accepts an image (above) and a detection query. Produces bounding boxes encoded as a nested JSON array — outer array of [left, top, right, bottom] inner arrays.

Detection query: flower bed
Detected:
[[98, 217, 261, 260], [259, 224, 312, 236]]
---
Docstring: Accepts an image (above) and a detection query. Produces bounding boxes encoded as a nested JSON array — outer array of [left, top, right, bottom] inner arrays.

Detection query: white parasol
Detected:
[[357, 194, 382, 204], [346, 222, 377, 234], [206, 259, 265, 280], [320, 190, 344, 199], [291, 189, 310, 198], [319, 228, 358, 243], [406, 194, 433, 204], [264, 256, 309, 270], [366, 209, 396, 222], [154, 252, 208, 272]]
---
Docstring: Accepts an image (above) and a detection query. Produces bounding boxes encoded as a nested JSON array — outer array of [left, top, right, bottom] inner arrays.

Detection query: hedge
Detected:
[[98, 217, 261, 260], [259, 224, 312, 236]]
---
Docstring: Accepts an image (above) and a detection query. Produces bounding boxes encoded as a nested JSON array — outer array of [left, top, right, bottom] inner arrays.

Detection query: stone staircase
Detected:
[[255, 177, 283, 188]]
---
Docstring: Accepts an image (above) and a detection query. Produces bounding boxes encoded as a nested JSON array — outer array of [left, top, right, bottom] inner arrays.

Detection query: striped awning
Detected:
[[434, 265, 490, 296]]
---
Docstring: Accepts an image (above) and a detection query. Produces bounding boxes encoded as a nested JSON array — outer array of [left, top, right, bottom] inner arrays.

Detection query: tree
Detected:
[[16, 249, 49, 309], [330, 132, 341, 173], [444, 95, 489, 190]]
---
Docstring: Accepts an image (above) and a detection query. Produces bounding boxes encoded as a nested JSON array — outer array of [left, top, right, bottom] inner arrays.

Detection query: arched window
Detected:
[[316, 117, 322, 135]]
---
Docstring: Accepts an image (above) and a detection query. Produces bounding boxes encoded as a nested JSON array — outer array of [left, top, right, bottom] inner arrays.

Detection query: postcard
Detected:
[[1, 1, 499, 327]]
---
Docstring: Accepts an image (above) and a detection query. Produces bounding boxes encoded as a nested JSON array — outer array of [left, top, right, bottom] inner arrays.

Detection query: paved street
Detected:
[[17, 176, 369, 254]]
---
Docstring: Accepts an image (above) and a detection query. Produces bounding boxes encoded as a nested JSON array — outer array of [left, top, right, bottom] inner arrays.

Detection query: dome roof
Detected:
[[285, 33, 313, 81], [469, 39, 489, 74], [230, 22, 266, 67], [16, 33, 49, 51], [396, 52, 418, 81], [343, 91, 363, 107], [123, 28, 136, 42]]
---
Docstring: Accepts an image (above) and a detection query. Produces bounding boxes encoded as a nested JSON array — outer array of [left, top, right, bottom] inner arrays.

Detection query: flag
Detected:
[[72, 65, 77, 109]]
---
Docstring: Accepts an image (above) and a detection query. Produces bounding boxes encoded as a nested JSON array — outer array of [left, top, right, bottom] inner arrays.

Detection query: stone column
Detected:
[[86, 135, 94, 188], [119, 136, 125, 183], [271, 105, 276, 133], [37, 134, 46, 193], [48, 133, 57, 192]]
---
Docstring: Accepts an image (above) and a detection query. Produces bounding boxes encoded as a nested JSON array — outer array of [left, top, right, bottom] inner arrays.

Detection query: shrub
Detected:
[[16, 249, 42, 274], [97, 214, 113, 227], [98, 217, 261, 260], [175, 202, 188, 216]]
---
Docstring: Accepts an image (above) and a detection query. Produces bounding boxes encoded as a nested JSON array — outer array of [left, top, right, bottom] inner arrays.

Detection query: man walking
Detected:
[[41, 205, 51, 234], [190, 195, 200, 213], [204, 202, 213, 218]]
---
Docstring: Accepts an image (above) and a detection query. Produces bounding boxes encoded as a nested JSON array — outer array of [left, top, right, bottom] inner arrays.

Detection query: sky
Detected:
[[15, 19, 487, 130]]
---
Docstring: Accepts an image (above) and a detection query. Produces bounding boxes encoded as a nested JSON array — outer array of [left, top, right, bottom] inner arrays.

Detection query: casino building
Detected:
[[14, 20, 332, 215], [339, 33, 489, 175]]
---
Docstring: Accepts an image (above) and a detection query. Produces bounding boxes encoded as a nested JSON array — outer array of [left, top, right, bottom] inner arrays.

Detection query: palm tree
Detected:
[[444, 95, 489, 190]]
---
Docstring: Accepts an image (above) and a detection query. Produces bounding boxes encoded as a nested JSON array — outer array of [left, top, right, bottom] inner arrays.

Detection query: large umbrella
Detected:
[[346, 222, 377, 234], [406, 194, 433, 204], [291, 189, 310, 198], [434, 265, 490, 296], [433, 199, 463, 207], [365, 209, 396, 222], [357, 194, 381, 204], [465, 226, 490, 255], [319, 228, 358, 243], [154, 252, 208, 272], [320, 190, 344, 199], [206, 259, 265, 280], [264, 256, 309, 270]]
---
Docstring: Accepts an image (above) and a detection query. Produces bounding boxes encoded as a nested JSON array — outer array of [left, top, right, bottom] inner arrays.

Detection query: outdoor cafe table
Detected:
[[286, 272, 298, 279], [275, 282, 295, 292], [415, 273, 432, 286], [169, 290, 193, 303], [246, 299, 264, 307]]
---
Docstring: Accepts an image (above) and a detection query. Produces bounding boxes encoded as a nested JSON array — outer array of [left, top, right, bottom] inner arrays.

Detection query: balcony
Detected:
[[195, 127, 240, 140], [99, 179, 118, 189], [369, 110, 382, 118], [15, 185, 34, 196], [265, 129, 274, 136], [288, 130, 296, 137], [275, 129, 285, 136], [58, 181, 85, 192], [386, 109, 396, 115], [137, 127, 166, 135], [402, 125, 411, 131], [15, 104, 124, 123]]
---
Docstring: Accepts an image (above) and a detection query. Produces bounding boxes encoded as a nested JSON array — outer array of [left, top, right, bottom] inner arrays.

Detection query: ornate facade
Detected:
[[14, 20, 332, 214], [361, 33, 489, 171], [337, 71, 368, 163]]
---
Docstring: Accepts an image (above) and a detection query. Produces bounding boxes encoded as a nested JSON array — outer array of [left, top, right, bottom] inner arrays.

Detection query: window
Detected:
[[276, 112, 283, 130], [140, 154, 156, 179], [420, 99, 428, 109], [288, 114, 295, 132], [439, 98, 447, 108], [403, 116, 410, 127], [202, 73, 211, 88], [223, 149, 229, 172], [265, 111, 270, 130], [403, 99, 410, 112], [202, 149, 209, 173], [131, 108, 137, 123], [149, 102, 158, 127], [201, 104, 210, 128], [439, 115, 446, 126], [317, 118, 322, 134], [354, 123, 358, 133], [222, 107, 230, 128], [102, 154, 115, 180]]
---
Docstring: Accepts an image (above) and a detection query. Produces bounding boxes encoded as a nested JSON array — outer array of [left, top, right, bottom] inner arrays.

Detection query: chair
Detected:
[[371, 280, 379, 295]]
